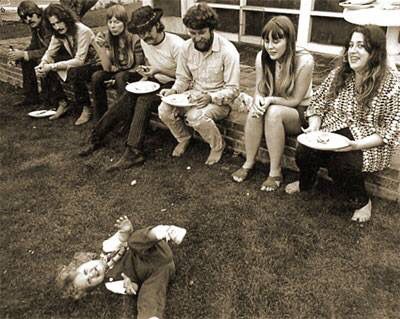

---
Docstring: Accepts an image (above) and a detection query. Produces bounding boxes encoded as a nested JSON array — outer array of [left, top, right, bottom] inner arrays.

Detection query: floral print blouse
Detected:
[[306, 68, 400, 172]]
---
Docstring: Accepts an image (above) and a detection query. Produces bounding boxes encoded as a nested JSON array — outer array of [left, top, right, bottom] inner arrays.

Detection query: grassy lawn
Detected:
[[0, 79, 399, 319]]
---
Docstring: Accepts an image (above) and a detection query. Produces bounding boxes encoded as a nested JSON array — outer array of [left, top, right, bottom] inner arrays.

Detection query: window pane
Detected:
[[215, 9, 240, 33], [204, 0, 240, 4], [244, 11, 298, 37], [153, 0, 181, 16], [313, 1, 342, 12], [247, 0, 300, 9], [310, 17, 354, 46]]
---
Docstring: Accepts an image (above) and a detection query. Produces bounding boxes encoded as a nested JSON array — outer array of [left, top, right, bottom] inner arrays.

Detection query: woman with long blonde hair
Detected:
[[91, 4, 143, 120], [232, 16, 314, 191]]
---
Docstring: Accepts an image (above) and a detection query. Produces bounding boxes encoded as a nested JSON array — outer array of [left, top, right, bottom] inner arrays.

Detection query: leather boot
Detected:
[[49, 100, 69, 120], [79, 142, 102, 157], [106, 147, 145, 172], [75, 106, 92, 126]]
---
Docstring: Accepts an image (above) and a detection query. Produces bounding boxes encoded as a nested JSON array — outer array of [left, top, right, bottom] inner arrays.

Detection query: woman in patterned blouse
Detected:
[[286, 25, 400, 222], [232, 16, 314, 192]]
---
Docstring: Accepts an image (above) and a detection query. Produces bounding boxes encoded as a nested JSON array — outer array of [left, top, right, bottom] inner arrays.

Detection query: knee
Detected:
[[91, 71, 105, 86], [114, 71, 129, 86], [158, 102, 173, 121], [185, 109, 204, 126], [265, 105, 283, 123]]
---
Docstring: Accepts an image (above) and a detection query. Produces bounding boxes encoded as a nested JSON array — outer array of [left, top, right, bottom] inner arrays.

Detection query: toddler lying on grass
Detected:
[[56, 216, 186, 319]]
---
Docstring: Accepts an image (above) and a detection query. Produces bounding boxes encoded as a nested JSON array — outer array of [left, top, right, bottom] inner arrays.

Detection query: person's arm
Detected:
[[208, 45, 240, 106], [305, 69, 337, 120], [39, 35, 60, 66], [171, 44, 192, 93], [92, 32, 113, 72], [266, 54, 314, 108], [51, 26, 95, 71], [335, 133, 384, 152]]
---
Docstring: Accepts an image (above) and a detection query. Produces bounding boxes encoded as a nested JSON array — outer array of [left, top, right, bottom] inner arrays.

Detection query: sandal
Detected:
[[260, 175, 283, 192], [232, 167, 253, 183]]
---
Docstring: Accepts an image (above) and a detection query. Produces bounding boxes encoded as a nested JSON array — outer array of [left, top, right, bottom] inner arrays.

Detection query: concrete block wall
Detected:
[[0, 53, 399, 202]]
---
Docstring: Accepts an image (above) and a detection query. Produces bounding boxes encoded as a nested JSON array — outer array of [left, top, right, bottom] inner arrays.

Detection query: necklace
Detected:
[[100, 244, 127, 272]]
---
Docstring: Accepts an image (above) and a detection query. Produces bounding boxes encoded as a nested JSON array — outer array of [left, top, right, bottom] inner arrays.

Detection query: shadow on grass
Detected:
[[0, 82, 399, 318]]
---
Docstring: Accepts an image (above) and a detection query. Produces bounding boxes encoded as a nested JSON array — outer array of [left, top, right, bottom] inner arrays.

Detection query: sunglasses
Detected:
[[21, 13, 35, 21]]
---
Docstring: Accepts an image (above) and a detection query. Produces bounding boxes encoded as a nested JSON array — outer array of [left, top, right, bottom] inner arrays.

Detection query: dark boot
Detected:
[[79, 142, 102, 157], [106, 147, 145, 172]]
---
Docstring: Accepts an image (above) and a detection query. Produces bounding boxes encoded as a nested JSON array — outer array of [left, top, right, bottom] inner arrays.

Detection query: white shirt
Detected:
[[140, 32, 184, 84]]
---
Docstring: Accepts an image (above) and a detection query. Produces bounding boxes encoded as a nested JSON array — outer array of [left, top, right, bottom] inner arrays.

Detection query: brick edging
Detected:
[[0, 56, 398, 202]]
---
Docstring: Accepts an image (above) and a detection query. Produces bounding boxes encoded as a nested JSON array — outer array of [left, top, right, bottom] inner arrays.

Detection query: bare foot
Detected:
[[172, 139, 191, 157], [205, 144, 225, 166], [285, 181, 300, 194], [351, 199, 371, 223]]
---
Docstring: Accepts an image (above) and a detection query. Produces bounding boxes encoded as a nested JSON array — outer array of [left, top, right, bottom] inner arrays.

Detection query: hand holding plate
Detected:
[[159, 88, 176, 97], [189, 92, 211, 108], [334, 138, 355, 152]]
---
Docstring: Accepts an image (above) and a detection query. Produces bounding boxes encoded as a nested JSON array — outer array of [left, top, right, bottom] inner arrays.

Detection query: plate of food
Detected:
[[339, 0, 375, 9], [297, 131, 350, 151], [125, 80, 160, 94], [28, 110, 57, 118], [161, 93, 195, 108]]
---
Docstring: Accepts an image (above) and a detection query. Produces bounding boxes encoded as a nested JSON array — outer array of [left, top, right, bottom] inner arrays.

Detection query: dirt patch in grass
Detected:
[[0, 82, 399, 318]]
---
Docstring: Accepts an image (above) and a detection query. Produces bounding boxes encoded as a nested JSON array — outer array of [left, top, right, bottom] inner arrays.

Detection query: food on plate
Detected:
[[316, 133, 330, 144]]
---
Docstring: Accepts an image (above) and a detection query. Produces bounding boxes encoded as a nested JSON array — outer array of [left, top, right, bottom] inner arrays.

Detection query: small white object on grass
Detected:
[[130, 180, 137, 186], [161, 208, 167, 212], [186, 166, 191, 170]]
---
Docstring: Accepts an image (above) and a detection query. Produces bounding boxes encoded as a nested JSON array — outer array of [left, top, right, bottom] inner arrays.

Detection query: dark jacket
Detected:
[[26, 18, 52, 61]]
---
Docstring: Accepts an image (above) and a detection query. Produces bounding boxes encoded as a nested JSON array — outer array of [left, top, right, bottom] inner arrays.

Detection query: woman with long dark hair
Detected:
[[232, 16, 314, 192], [286, 25, 400, 222]]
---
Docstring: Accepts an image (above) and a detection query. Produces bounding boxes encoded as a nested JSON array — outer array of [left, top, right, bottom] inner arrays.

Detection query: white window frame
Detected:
[[179, 0, 345, 56]]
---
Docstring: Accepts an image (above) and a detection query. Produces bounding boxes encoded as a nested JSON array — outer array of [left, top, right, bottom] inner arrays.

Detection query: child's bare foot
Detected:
[[172, 139, 191, 157], [167, 226, 187, 244], [285, 181, 300, 194], [351, 199, 371, 223], [205, 143, 225, 166]]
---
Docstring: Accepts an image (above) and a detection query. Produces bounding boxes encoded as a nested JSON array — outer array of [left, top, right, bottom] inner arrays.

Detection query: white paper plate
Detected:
[[339, 1, 375, 9], [105, 280, 126, 295], [161, 93, 195, 108], [125, 81, 160, 94], [28, 110, 56, 118], [297, 132, 350, 151]]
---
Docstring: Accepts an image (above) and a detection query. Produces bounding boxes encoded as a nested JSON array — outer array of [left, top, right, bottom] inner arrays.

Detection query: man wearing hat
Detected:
[[158, 2, 240, 166], [7, 0, 65, 108], [79, 5, 185, 172]]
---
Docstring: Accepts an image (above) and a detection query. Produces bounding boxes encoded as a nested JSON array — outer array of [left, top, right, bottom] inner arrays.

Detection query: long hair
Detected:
[[17, 0, 42, 20], [258, 16, 297, 97], [328, 25, 387, 108], [106, 4, 134, 69], [43, 3, 77, 37], [55, 252, 97, 300]]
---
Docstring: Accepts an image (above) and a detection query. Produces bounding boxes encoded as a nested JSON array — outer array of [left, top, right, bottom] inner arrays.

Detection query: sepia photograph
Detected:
[[1, 0, 399, 318]]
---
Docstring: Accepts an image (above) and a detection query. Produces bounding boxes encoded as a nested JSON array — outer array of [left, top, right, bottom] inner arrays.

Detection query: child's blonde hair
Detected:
[[55, 252, 97, 300]]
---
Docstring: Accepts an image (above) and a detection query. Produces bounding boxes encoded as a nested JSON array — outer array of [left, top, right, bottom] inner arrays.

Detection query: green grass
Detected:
[[0, 81, 399, 319]]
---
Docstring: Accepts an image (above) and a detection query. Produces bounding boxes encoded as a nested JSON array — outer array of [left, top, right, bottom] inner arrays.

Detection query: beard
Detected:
[[194, 33, 214, 52]]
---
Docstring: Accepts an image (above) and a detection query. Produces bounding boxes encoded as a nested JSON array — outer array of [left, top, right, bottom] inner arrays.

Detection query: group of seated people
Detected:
[[6, 1, 400, 317], [7, 1, 400, 221]]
